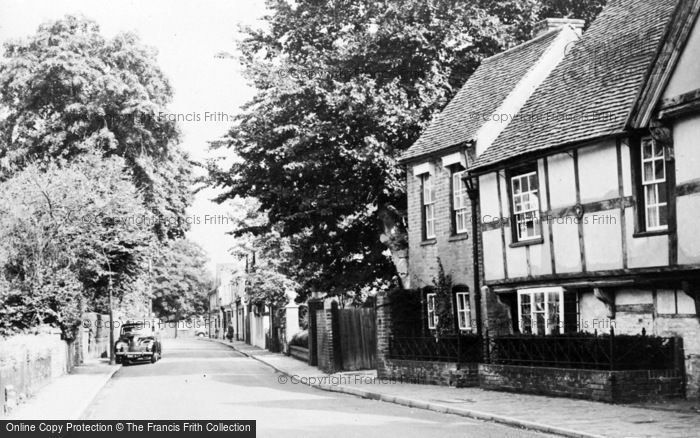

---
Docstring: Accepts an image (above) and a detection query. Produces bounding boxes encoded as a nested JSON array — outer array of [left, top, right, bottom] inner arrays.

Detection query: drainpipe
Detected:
[[465, 172, 483, 336]]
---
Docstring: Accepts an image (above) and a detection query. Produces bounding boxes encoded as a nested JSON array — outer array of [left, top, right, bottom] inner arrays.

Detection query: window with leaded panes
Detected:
[[518, 288, 564, 335], [426, 293, 437, 329], [455, 292, 470, 330], [510, 170, 541, 242], [452, 171, 469, 234], [422, 174, 436, 239], [641, 137, 668, 231]]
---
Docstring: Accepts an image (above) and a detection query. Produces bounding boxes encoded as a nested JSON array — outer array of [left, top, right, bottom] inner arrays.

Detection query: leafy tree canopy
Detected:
[[210, 0, 607, 297], [151, 239, 214, 321], [228, 197, 297, 308], [0, 15, 193, 240], [0, 154, 155, 337]]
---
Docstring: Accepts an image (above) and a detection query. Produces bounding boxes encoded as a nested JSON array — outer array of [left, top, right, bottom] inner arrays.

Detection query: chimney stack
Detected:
[[534, 18, 585, 38]]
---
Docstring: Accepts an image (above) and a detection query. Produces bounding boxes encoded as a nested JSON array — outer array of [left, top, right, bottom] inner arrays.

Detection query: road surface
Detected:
[[83, 338, 553, 438]]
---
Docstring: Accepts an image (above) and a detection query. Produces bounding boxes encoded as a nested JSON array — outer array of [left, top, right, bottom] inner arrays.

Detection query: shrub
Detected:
[[387, 288, 422, 338], [290, 330, 308, 348]]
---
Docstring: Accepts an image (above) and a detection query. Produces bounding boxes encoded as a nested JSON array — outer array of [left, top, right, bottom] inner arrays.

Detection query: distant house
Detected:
[[207, 289, 220, 338], [470, 0, 700, 398], [399, 18, 583, 333], [214, 263, 242, 339]]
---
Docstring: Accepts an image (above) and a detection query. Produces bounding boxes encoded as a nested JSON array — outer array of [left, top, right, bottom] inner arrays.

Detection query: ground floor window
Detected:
[[426, 293, 437, 329], [455, 292, 471, 330], [517, 287, 564, 335]]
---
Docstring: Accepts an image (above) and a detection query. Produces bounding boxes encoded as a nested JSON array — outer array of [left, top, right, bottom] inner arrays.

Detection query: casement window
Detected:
[[640, 137, 668, 231], [422, 174, 436, 239], [517, 287, 564, 335], [510, 170, 541, 242], [426, 293, 437, 329], [452, 171, 469, 234], [455, 292, 471, 330]]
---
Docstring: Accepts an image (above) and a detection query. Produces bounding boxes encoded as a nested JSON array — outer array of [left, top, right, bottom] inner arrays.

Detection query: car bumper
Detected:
[[116, 351, 154, 358]]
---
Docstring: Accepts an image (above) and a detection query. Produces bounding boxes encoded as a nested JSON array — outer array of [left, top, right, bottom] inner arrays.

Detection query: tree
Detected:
[[0, 154, 155, 337], [209, 0, 607, 296], [150, 239, 214, 321], [0, 15, 193, 240], [227, 197, 297, 308], [540, 0, 607, 29]]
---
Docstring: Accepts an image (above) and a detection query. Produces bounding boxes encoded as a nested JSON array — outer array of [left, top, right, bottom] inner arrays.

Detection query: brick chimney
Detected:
[[534, 18, 585, 38]]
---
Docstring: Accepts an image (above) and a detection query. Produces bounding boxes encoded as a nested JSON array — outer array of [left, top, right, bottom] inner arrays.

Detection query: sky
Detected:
[[0, 0, 268, 273]]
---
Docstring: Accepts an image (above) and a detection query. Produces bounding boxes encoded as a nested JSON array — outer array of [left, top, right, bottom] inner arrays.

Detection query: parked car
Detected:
[[195, 327, 207, 337], [114, 322, 162, 365]]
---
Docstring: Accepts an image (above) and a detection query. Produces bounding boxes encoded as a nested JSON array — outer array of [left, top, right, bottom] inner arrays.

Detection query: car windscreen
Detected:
[[121, 325, 152, 337]]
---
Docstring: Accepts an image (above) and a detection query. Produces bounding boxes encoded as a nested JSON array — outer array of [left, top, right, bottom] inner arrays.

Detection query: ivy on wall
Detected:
[[433, 258, 454, 337]]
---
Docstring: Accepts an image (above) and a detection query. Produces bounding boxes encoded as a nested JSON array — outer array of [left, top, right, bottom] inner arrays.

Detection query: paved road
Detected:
[[83, 338, 553, 438]]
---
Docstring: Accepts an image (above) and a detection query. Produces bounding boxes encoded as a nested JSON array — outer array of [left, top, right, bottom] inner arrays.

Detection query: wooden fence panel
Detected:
[[338, 308, 376, 371]]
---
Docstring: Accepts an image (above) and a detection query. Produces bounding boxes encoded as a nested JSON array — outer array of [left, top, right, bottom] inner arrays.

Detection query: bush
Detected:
[[290, 330, 308, 348], [387, 288, 423, 338], [490, 332, 679, 371]]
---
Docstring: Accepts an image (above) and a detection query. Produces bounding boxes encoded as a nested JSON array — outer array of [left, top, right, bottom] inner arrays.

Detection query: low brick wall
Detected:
[[290, 345, 310, 363], [612, 369, 685, 402], [479, 364, 684, 403], [0, 333, 72, 416], [380, 358, 479, 387]]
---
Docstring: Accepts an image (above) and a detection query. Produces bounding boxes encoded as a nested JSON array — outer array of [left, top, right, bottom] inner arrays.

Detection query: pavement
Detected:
[[82, 338, 553, 438], [8, 337, 700, 438], [214, 338, 700, 438], [3, 358, 120, 420]]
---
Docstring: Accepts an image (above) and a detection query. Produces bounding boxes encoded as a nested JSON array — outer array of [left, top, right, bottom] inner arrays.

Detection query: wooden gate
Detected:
[[338, 308, 376, 371]]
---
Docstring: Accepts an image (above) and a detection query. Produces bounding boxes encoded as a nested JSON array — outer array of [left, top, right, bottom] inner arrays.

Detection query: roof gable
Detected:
[[472, 0, 679, 170], [400, 27, 572, 163], [632, 0, 700, 127]]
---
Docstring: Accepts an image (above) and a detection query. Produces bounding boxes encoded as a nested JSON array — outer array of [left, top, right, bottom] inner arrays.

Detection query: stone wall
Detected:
[[79, 313, 113, 361], [479, 364, 684, 403], [0, 332, 72, 415]]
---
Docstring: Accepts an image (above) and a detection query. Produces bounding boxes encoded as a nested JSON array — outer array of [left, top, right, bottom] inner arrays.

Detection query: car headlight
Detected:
[[115, 342, 126, 352]]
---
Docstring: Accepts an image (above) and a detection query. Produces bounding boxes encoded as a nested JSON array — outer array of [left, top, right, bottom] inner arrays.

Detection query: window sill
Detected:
[[448, 233, 469, 242], [420, 239, 437, 246], [509, 238, 544, 248], [633, 229, 669, 238]]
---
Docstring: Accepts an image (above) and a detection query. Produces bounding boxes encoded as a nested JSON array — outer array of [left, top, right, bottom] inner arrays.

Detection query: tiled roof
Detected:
[[400, 28, 565, 163], [472, 0, 678, 170]]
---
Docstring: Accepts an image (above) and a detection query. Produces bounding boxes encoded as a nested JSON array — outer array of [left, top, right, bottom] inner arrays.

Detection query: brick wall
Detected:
[[578, 287, 700, 399], [377, 291, 479, 387], [376, 292, 392, 377], [383, 359, 479, 387], [307, 299, 323, 366], [289, 345, 310, 363], [653, 315, 700, 399], [316, 307, 341, 373], [406, 160, 477, 329], [479, 364, 684, 403]]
